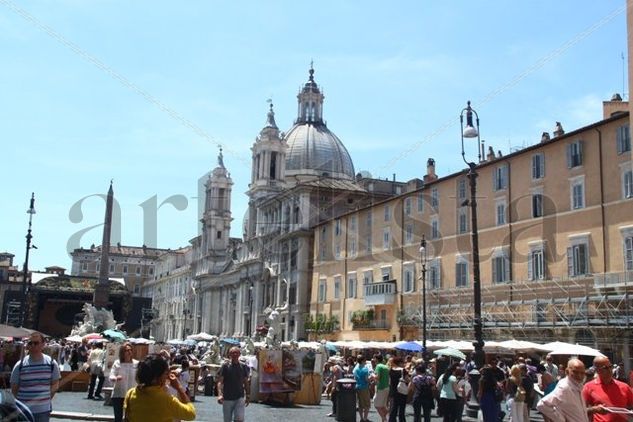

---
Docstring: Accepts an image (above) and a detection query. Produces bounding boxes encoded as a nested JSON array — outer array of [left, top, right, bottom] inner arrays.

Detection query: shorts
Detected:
[[357, 388, 371, 410], [374, 388, 389, 408]]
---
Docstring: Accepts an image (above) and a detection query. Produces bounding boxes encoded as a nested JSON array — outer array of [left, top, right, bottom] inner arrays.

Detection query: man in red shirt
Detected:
[[582, 356, 633, 421]]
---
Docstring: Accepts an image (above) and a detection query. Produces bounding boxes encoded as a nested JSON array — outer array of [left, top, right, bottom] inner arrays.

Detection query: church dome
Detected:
[[283, 66, 355, 180], [284, 123, 355, 179]]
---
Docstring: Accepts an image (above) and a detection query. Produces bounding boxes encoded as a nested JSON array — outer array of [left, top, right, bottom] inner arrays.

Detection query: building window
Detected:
[[363, 270, 373, 285], [350, 216, 357, 232], [625, 236, 633, 271], [349, 239, 357, 258], [532, 192, 543, 218], [123, 265, 128, 274], [334, 219, 341, 236], [382, 228, 391, 250], [457, 179, 467, 201], [334, 277, 340, 299], [528, 247, 545, 280], [96, 263, 100, 272], [136, 266, 141, 275], [622, 168, 633, 199], [493, 164, 508, 191], [404, 197, 412, 216], [429, 260, 441, 289], [109, 263, 114, 272], [384, 205, 391, 222], [403, 265, 415, 293], [418, 194, 424, 212], [134, 284, 140, 294], [335, 244, 341, 260], [366, 212, 373, 253], [492, 254, 509, 283], [617, 124, 631, 154], [347, 274, 357, 298], [496, 200, 506, 226], [431, 216, 439, 239], [318, 279, 327, 303], [567, 243, 589, 277], [458, 208, 468, 234], [532, 153, 545, 180], [149, 267, 154, 275], [566, 140, 583, 168], [431, 187, 439, 210], [405, 224, 413, 245], [455, 260, 468, 288], [570, 177, 585, 209], [381, 267, 392, 281], [81, 262, 88, 272]]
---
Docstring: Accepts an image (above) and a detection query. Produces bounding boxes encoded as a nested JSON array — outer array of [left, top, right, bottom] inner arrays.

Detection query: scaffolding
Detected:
[[416, 271, 633, 346]]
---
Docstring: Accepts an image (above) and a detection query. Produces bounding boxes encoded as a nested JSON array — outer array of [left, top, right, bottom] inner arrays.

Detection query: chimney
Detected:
[[553, 122, 565, 137], [424, 158, 438, 182], [541, 132, 551, 143], [603, 93, 628, 119]]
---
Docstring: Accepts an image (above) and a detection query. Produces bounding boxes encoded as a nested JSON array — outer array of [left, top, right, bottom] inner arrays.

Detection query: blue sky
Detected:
[[1, 1, 628, 270]]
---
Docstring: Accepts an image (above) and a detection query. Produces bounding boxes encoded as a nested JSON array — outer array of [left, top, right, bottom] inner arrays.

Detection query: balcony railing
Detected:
[[352, 319, 391, 330], [594, 271, 633, 287], [364, 280, 396, 306]]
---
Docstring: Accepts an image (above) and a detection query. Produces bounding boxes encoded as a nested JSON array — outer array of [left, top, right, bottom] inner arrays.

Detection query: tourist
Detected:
[[353, 354, 371, 422], [388, 356, 409, 422], [583, 356, 633, 421], [327, 356, 343, 417], [544, 354, 559, 379], [437, 363, 460, 422], [454, 367, 467, 422], [124, 354, 195, 422], [109, 342, 138, 422], [10, 332, 61, 422], [411, 363, 436, 422], [77, 338, 89, 369], [179, 359, 191, 397], [537, 358, 589, 422], [478, 365, 501, 422], [217, 346, 250, 422], [86, 342, 105, 400], [537, 363, 557, 397], [373, 354, 390, 422], [507, 364, 528, 422]]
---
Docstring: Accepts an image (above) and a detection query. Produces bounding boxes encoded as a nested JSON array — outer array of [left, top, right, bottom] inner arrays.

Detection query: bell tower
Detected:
[[202, 149, 233, 255]]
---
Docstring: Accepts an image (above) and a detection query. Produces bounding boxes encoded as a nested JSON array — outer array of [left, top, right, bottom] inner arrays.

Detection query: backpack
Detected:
[[18, 355, 55, 374]]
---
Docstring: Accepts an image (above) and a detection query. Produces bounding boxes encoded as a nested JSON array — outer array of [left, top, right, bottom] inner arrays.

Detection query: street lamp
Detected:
[[460, 101, 485, 370], [419, 235, 428, 352], [21, 193, 36, 328]]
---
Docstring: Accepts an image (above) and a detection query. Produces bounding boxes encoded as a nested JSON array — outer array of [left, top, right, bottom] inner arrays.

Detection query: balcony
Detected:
[[364, 280, 397, 306], [352, 319, 391, 330]]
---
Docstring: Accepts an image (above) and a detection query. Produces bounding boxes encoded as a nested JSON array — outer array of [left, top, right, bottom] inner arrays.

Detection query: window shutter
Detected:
[[502, 165, 508, 189], [492, 258, 498, 283], [539, 155, 545, 178], [567, 247, 573, 276], [504, 256, 510, 282], [492, 170, 497, 192], [617, 127, 624, 154], [527, 252, 533, 280], [566, 144, 572, 168], [532, 156, 537, 179], [578, 140, 584, 165], [579, 244, 588, 274]]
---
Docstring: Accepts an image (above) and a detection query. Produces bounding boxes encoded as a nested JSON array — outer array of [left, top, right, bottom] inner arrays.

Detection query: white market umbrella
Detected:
[[499, 340, 551, 353], [64, 335, 83, 343], [545, 342, 605, 358], [187, 332, 217, 342], [434, 347, 467, 360]]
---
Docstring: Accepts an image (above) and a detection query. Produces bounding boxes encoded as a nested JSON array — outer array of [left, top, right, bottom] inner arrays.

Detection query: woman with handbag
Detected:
[[411, 363, 436, 422], [109, 342, 138, 422], [388, 356, 409, 422]]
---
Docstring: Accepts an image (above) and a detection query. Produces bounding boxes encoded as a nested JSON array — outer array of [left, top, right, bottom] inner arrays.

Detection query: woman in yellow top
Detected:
[[124, 354, 196, 422]]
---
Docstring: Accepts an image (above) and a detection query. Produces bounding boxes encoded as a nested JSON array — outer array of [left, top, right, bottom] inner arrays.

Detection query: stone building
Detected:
[[310, 97, 633, 364]]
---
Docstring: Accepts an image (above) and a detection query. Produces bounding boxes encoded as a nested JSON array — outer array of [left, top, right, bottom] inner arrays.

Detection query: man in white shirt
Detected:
[[537, 358, 589, 422]]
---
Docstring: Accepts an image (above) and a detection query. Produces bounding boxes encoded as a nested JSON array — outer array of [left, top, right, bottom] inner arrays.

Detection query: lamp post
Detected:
[[182, 308, 191, 339], [419, 235, 428, 352], [460, 101, 485, 370], [21, 193, 36, 328]]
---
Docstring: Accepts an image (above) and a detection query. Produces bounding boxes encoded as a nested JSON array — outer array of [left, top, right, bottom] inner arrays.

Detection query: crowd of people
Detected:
[[6, 333, 253, 422], [322, 351, 633, 422]]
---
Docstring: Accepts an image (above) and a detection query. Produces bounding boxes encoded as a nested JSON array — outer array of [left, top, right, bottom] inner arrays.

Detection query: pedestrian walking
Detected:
[[353, 354, 371, 422], [478, 365, 501, 422], [373, 354, 390, 422], [217, 346, 250, 422], [10, 332, 61, 422], [537, 358, 589, 422], [86, 342, 105, 400], [388, 356, 409, 422], [583, 356, 633, 422], [109, 342, 138, 422]]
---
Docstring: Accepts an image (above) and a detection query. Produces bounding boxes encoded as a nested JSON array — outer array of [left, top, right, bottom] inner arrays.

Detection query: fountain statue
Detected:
[[201, 338, 222, 365], [263, 301, 288, 349], [70, 303, 117, 336]]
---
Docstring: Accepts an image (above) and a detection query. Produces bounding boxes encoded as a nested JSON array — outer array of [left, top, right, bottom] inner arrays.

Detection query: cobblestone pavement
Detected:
[[50, 391, 450, 421]]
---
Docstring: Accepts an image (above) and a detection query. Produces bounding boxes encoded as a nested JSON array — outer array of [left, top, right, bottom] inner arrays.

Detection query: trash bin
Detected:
[[336, 378, 357, 422], [204, 376, 215, 396]]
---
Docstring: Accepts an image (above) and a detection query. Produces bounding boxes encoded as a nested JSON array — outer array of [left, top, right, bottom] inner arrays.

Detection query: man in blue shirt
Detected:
[[353, 354, 370, 422]]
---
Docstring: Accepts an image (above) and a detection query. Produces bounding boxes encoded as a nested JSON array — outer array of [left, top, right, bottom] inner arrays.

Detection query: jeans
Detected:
[[412, 398, 433, 422], [33, 412, 51, 422], [223, 397, 245, 422], [389, 393, 407, 422]]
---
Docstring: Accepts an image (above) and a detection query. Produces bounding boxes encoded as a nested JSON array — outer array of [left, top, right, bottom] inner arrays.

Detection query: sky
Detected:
[[1, 1, 628, 271]]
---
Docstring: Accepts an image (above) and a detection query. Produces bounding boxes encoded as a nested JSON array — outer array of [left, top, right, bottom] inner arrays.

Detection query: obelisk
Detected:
[[93, 181, 113, 308]]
